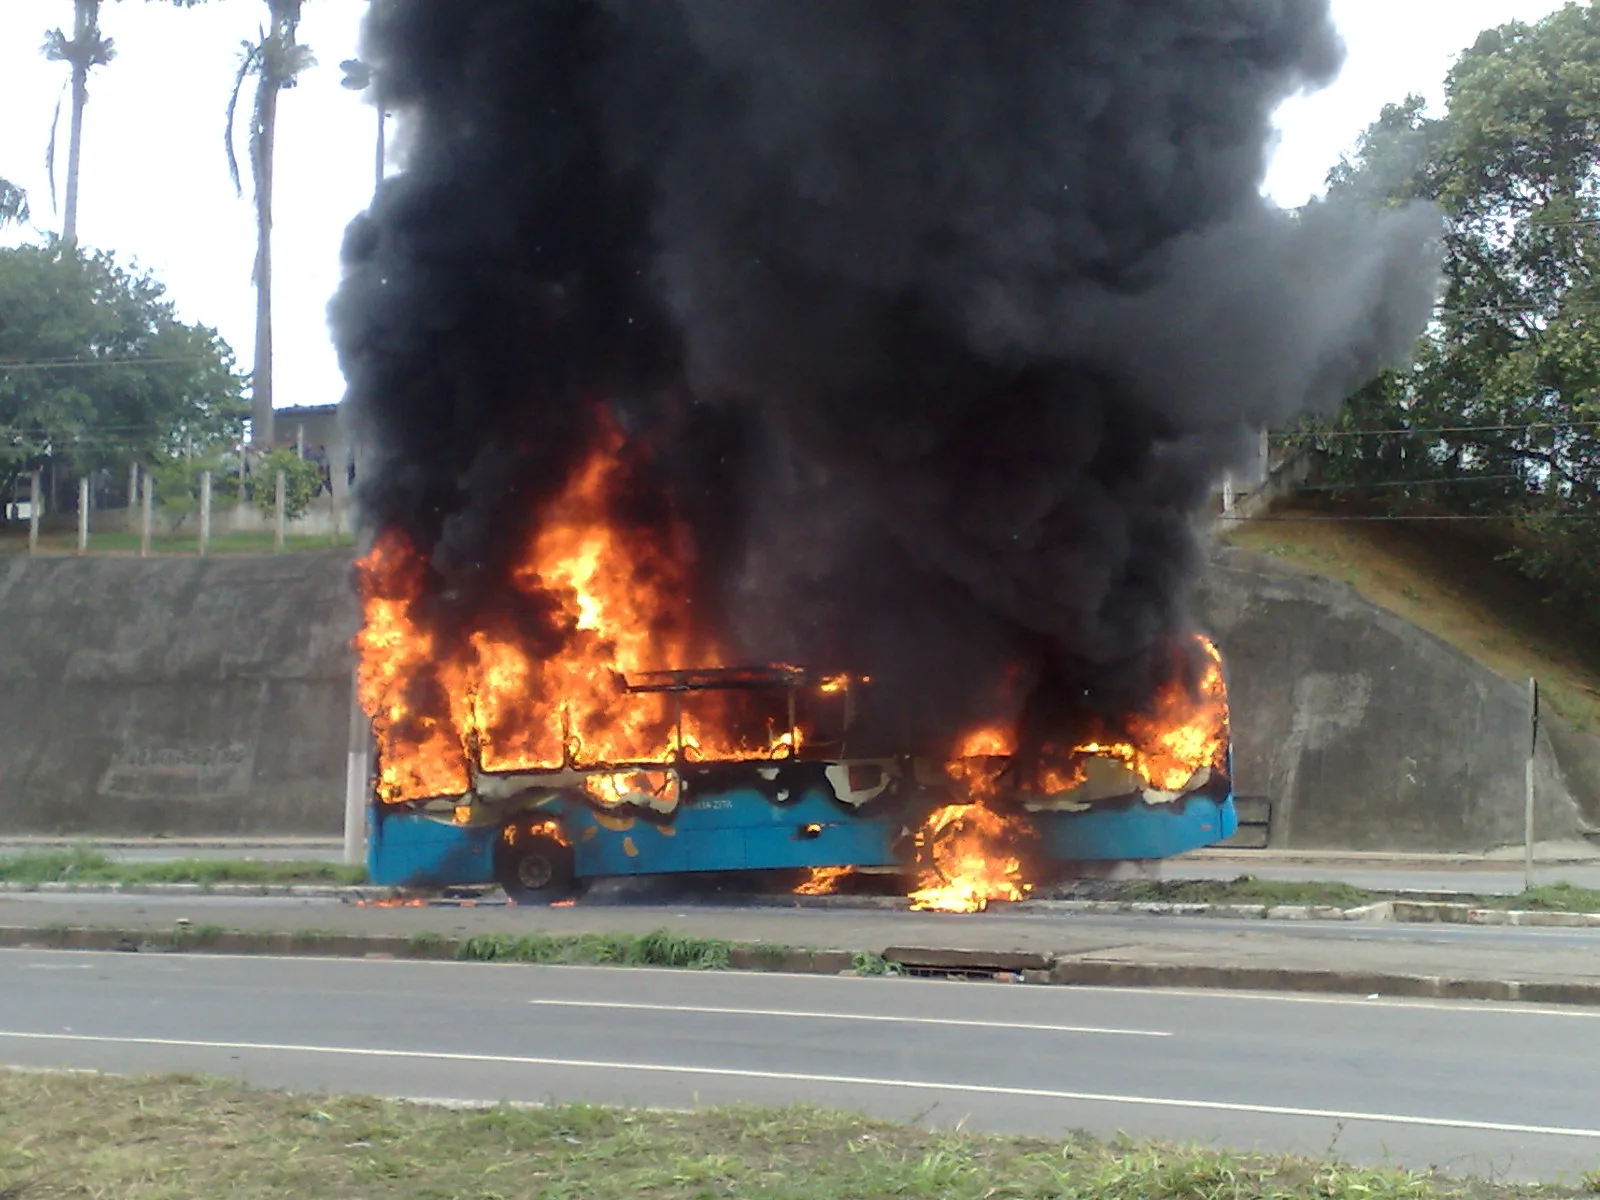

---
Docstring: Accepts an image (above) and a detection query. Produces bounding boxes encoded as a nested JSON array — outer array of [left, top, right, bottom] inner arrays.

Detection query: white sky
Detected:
[[0, 0, 1576, 410]]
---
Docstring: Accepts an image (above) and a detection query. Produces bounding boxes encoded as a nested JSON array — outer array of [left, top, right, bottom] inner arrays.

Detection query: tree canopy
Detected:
[[0, 179, 26, 227], [0, 239, 245, 496], [1308, 2, 1600, 609]]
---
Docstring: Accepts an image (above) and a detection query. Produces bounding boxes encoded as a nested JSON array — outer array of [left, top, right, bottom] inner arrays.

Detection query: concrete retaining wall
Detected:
[[0, 553, 357, 836], [3, 546, 1596, 849], [1197, 546, 1597, 852]]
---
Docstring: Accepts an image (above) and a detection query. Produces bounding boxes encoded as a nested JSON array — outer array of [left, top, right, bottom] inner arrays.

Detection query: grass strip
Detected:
[[1110, 876, 1600, 913], [1, 1071, 1579, 1200], [0, 848, 367, 887], [457, 929, 734, 969]]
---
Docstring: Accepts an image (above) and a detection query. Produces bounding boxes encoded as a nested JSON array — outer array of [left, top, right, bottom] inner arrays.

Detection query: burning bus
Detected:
[[355, 425, 1236, 913], [329, 2, 1435, 914]]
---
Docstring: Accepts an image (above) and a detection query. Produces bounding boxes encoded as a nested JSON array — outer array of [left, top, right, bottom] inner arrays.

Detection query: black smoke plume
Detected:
[[330, 0, 1438, 757]]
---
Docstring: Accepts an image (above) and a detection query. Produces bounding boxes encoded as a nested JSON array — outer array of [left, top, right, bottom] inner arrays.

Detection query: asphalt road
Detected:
[[1, 949, 1596, 1181]]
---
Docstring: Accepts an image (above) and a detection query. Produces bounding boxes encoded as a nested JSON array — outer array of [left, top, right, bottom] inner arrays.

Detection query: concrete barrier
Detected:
[[0, 552, 357, 835], [3, 544, 1596, 849], [1198, 546, 1598, 851]]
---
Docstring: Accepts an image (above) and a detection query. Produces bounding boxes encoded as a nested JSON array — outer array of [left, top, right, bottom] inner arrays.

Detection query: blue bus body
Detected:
[[367, 754, 1237, 891]]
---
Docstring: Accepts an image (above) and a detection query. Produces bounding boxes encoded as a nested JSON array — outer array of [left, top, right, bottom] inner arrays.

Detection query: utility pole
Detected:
[[340, 56, 386, 200]]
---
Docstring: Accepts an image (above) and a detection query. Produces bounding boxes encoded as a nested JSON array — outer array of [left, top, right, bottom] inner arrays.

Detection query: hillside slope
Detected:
[[1219, 512, 1600, 735]]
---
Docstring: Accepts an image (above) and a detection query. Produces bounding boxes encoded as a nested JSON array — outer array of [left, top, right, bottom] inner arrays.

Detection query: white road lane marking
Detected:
[[1, 1029, 1596, 1140], [525, 998, 1169, 1036], [1054, 984, 1600, 1018]]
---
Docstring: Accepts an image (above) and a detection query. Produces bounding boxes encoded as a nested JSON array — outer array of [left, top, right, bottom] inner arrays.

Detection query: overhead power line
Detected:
[[1218, 512, 1599, 523], [1272, 418, 1600, 440], [1289, 474, 1529, 491], [0, 356, 223, 371]]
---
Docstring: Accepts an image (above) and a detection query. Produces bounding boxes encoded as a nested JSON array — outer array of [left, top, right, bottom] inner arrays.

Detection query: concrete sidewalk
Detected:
[[4, 893, 1599, 1003]]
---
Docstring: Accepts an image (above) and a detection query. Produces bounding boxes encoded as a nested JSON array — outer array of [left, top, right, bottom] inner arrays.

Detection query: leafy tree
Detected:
[[148, 448, 241, 530], [226, 0, 315, 448], [0, 179, 27, 227], [0, 239, 246, 504], [1308, 4, 1600, 608], [252, 447, 322, 520]]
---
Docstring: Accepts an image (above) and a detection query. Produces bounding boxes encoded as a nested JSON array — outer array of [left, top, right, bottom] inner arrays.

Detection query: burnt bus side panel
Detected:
[[367, 804, 497, 888], [560, 786, 901, 876]]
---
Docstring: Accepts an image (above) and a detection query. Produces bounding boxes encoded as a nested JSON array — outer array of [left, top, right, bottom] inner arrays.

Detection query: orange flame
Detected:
[[356, 419, 802, 802], [794, 865, 855, 896], [907, 802, 1032, 913], [1039, 634, 1229, 793]]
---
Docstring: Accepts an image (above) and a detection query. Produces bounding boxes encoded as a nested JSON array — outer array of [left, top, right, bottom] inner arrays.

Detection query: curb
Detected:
[[6, 884, 1600, 929], [4, 924, 1598, 1007]]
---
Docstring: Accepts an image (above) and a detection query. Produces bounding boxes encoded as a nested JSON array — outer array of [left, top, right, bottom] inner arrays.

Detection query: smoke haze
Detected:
[[331, 0, 1439, 755]]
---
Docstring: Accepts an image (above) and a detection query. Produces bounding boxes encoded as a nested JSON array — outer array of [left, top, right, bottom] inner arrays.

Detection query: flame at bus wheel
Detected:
[[907, 802, 1034, 914]]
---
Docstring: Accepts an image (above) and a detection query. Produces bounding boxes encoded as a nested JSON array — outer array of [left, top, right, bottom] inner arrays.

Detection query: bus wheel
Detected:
[[495, 828, 575, 903]]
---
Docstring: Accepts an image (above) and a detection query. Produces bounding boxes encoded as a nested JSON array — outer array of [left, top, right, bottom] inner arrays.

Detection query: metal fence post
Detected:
[[1525, 678, 1540, 892], [77, 477, 88, 554], [27, 470, 41, 553], [274, 469, 287, 552], [199, 470, 212, 556], [140, 471, 153, 557]]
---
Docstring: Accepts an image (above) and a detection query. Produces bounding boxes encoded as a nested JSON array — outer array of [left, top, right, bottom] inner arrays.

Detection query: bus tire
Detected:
[[495, 829, 575, 903]]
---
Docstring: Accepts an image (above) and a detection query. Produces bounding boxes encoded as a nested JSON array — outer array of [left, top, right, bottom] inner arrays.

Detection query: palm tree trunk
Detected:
[[252, 81, 278, 447], [62, 0, 96, 244]]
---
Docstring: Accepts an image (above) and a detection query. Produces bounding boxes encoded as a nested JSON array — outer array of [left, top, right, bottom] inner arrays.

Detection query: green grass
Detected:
[[1110, 876, 1600, 913], [0, 1073, 1582, 1200], [1499, 882, 1600, 912], [457, 929, 734, 969], [0, 847, 367, 887], [851, 950, 893, 976]]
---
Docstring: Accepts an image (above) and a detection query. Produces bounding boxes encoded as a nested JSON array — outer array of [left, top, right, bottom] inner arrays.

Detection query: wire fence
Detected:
[[4, 462, 356, 557]]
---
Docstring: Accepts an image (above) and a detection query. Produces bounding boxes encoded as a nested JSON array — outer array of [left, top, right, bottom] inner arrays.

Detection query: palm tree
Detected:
[[0, 179, 26, 227], [227, 0, 314, 449], [42, 1, 115, 244], [42, 2, 212, 245]]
